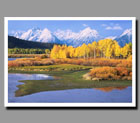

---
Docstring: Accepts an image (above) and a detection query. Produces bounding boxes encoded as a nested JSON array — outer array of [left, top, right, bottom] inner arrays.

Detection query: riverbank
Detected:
[[8, 58, 132, 97], [8, 69, 132, 97], [8, 73, 132, 103], [8, 54, 48, 58]]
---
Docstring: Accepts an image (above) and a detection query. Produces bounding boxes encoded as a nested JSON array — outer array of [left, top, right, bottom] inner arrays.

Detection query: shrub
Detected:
[[115, 67, 129, 76], [89, 67, 117, 80], [88, 66, 132, 80], [117, 60, 132, 68], [129, 72, 132, 77], [8, 58, 132, 70], [127, 55, 132, 60]]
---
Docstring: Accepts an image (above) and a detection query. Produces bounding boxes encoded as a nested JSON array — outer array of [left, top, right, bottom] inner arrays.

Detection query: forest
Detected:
[[8, 48, 50, 54], [50, 39, 132, 59]]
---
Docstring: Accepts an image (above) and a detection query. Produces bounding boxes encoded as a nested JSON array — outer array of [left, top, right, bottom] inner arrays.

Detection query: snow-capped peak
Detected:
[[38, 28, 55, 42], [31, 27, 40, 31], [114, 28, 132, 47], [10, 27, 132, 47], [120, 29, 132, 37], [54, 29, 77, 40], [53, 27, 100, 46], [10, 27, 101, 46], [79, 27, 99, 38], [14, 31, 25, 38], [19, 27, 41, 40]]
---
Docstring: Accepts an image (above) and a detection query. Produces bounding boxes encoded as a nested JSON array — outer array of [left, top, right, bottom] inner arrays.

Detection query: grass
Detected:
[[8, 54, 45, 58], [12, 68, 132, 97], [9, 64, 93, 72], [8, 63, 132, 97]]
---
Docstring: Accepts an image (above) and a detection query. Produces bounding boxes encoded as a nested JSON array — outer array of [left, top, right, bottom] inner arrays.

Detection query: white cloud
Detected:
[[106, 26, 112, 30], [113, 26, 122, 30], [101, 23, 123, 30], [105, 24, 122, 30], [83, 24, 88, 27], [105, 36, 117, 40], [101, 24, 107, 27]]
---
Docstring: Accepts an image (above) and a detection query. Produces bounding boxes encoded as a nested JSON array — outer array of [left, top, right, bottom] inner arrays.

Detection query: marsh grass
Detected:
[[8, 62, 132, 97], [9, 64, 92, 72], [8, 54, 44, 58], [14, 69, 132, 97]]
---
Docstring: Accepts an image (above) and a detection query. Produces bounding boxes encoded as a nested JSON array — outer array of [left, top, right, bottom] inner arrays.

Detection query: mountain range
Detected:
[[10, 27, 132, 47]]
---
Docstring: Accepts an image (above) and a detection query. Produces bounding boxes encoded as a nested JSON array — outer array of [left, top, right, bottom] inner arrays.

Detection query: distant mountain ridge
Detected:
[[10, 27, 101, 47], [8, 36, 56, 49], [114, 29, 132, 47], [10, 27, 132, 47]]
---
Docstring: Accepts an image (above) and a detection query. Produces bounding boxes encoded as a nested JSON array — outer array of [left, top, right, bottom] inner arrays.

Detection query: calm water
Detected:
[[8, 58, 132, 103], [8, 73, 132, 103], [8, 58, 21, 61]]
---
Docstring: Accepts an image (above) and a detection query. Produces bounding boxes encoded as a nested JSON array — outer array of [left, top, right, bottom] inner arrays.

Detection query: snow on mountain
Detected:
[[114, 29, 132, 47], [120, 29, 132, 37], [11, 27, 132, 47], [16, 27, 41, 41], [38, 28, 55, 43], [54, 27, 100, 46], [14, 27, 56, 43], [12, 27, 100, 47], [78, 27, 99, 39], [14, 31, 25, 39], [72, 27, 100, 46], [54, 29, 77, 40]]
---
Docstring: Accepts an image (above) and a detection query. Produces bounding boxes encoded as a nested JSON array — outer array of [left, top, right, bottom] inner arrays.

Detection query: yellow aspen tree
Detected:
[[121, 43, 131, 58], [87, 43, 93, 57], [50, 45, 60, 58], [81, 43, 87, 58], [74, 46, 82, 58], [105, 42, 113, 59], [98, 40, 106, 58], [114, 41, 121, 58], [91, 41, 97, 58], [68, 46, 75, 58]]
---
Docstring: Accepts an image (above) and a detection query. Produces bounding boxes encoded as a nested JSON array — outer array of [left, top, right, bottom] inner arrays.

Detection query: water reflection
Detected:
[[10, 73, 54, 80], [94, 87, 128, 92], [8, 73, 132, 103], [8, 58, 21, 61]]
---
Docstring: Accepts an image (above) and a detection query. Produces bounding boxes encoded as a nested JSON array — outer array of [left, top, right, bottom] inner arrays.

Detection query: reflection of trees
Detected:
[[94, 86, 128, 92]]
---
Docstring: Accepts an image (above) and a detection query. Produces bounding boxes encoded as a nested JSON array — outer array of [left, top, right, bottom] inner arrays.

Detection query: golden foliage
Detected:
[[89, 66, 132, 80], [50, 39, 132, 59], [8, 58, 132, 68]]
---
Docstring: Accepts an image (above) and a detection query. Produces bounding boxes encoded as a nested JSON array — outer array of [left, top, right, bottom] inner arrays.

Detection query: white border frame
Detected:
[[4, 17, 136, 107]]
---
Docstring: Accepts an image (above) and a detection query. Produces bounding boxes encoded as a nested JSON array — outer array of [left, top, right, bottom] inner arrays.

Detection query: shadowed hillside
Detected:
[[8, 36, 57, 49]]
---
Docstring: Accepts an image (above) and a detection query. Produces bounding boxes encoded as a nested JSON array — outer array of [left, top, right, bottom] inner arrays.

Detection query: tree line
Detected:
[[50, 39, 132, 59], [8, 48, 50, 54]]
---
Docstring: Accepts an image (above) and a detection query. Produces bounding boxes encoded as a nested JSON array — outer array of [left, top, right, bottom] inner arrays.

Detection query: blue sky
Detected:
[[8, 20, 132, 37]]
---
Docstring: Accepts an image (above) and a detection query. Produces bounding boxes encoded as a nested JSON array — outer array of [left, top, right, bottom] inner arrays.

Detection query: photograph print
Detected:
[[5, 17, 136, 107]]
